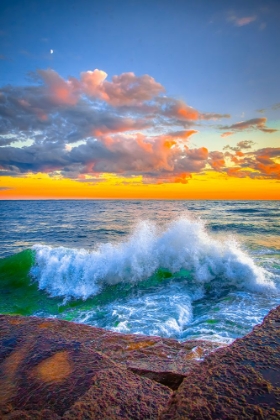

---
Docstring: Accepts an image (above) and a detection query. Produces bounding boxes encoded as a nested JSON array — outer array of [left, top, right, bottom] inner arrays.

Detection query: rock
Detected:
[[62, 368, 170, 420], [0, 315, 221, 391], [2, 308, 280, 419], [160, 305, 280, 419], [0, 315, 173, 419], [128, 368, 186, 391], [0, 315, 220, 419], [3, 409, 60, 419]]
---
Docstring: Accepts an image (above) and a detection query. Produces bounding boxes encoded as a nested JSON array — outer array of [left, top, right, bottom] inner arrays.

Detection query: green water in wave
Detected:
[[1, 249, 278, 342], [0, 250, 64, 316], [0, 250, 180, 320]]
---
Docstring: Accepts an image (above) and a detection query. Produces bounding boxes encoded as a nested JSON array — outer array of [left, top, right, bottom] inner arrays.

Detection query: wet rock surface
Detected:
[[0, 315, 219, 419], [1, 308, 280, 419], [161, 306, 280, 419]]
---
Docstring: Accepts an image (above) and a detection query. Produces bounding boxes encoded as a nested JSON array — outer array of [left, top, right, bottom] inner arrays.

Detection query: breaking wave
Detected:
[[31, 217, 275, 301]]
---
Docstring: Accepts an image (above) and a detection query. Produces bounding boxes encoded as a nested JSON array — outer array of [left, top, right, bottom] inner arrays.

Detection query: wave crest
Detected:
[[31, 217, 275, 300]]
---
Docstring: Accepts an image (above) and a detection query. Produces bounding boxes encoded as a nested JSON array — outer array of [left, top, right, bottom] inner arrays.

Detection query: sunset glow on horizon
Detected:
[[1, 172, 279, 200]]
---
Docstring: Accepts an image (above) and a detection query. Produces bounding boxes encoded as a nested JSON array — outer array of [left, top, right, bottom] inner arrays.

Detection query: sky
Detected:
[[0, 0, 279, 199]]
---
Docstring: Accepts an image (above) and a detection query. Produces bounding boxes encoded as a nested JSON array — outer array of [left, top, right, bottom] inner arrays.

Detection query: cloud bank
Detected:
[[0, 68, 279, 182]]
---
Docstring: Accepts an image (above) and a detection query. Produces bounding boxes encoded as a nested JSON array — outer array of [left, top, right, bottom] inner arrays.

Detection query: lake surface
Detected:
[[0, 200, 279, 343]]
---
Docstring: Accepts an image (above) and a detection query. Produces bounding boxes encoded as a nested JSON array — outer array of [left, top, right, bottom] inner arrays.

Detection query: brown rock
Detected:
[[0, 315, 176, 418], [160, 306, 280, 419], [2, 308, 280, 419], [62, 368, 172, 420], [0, 314, 221, 391], [3, 409, 60, 419]]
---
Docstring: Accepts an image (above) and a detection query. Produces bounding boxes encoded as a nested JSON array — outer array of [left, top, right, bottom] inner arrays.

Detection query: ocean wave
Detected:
[[227, 208, 262, 213], [31, 217, 275, 301]]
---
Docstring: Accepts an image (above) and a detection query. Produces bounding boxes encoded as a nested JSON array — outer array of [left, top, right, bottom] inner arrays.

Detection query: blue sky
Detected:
[[1, 0, 280, 116]]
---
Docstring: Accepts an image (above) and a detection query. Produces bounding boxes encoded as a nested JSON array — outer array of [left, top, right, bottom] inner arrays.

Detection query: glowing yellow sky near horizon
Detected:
[[0, 172, 279, 200]]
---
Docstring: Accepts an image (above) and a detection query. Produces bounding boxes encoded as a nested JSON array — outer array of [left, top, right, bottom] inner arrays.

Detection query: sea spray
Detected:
[[31, 217, 275, 301]]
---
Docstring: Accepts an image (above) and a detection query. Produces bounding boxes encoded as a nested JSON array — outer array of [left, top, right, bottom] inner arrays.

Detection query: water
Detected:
[[0, 200, 279, 344]]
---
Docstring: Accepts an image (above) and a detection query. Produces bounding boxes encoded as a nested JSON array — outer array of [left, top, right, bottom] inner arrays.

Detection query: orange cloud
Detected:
[[254, 154, 280, 178], [164, 139, 177, 149], [35, 68, 165, 108], [64, 132, 210, 182], [178, 107, 199, 120], [224, 148, 280, 180], [91, 118, 149, 137], [209, 151, 225, 171], [2, 66, 279, 191], [226, 167, 248, 178], [81, 70, 165, 106], [256, 162, 280, 177], [80, 69, 108, 99], [37, 69, 78, 106], [221, 132, 234, 138], [174, 173, 192, 184], [168, 130, 198, 140], [181, 130, 198, 139]]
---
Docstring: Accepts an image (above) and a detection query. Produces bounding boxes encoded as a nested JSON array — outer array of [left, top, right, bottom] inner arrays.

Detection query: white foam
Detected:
[[31, 217, 275, 300], [107, 288, 193, 337]]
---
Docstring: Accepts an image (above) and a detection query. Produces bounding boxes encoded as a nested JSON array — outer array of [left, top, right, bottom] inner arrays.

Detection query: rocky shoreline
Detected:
[[0, 307, 279, 419]]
